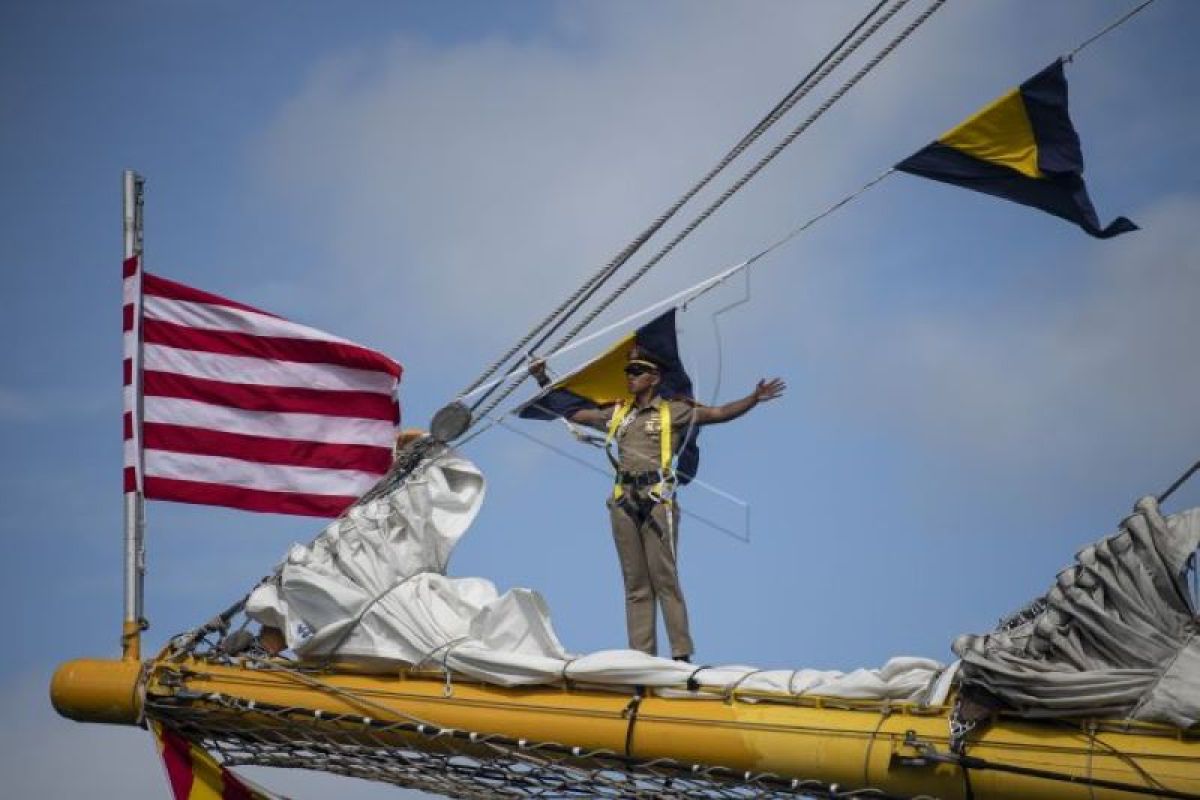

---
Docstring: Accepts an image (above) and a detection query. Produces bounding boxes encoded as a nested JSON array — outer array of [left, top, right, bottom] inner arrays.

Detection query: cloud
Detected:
[[251, 3, 985, 346], [795, 194, 1200, 466]]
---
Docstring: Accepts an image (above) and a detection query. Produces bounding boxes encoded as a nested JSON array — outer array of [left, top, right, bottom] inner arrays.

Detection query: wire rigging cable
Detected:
[[465, 0, 950, 430], [1066, 0, 1156, 61], [455, 0, 904, 410], [481, 0, 902, 386], [450, 0, 1158, 447], [452, 167, 893, 452], [459, 0, 1158, 442]]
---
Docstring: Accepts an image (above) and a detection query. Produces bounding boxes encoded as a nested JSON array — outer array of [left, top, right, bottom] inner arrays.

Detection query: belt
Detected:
[[617, 470, 666, 488]]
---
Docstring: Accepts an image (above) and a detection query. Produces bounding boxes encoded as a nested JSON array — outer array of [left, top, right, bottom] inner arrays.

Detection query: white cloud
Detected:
[[796, 194, 1200, 466], [252, 3, 969, 343]]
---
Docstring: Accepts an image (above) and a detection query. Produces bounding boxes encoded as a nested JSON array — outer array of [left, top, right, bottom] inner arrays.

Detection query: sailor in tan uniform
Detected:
[[531, 352, 784, 661]]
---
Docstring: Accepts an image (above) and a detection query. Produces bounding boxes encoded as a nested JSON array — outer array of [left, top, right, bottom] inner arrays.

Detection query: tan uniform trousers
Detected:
[[608, 493, 693, 658]]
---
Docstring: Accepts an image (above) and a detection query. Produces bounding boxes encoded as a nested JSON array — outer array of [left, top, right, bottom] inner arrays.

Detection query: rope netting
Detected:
[[145, 683, 917, 800]]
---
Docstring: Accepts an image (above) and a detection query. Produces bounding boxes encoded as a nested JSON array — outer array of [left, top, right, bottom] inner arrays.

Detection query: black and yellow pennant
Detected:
[[896, 59, 1136, 239]]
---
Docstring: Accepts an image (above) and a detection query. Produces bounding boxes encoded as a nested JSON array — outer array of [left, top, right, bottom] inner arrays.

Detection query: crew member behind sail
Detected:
[[530, 351, 784, 662]]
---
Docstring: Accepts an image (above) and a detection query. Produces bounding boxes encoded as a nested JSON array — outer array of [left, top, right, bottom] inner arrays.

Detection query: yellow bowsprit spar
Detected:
[[52, 652, 1200, 799]]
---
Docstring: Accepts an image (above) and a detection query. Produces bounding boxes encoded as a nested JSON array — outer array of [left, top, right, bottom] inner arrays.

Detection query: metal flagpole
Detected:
[[122, 169, 147, 661]]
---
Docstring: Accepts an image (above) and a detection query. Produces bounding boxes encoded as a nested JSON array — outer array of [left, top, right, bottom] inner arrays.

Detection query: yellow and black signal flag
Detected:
[[518, 308, 701, 483], [896, 59, 1136, 239]]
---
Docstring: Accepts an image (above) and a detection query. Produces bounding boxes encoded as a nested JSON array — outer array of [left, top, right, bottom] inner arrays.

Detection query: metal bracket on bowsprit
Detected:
[[890, 730, 942, 769], [430, 402, 473, 443]]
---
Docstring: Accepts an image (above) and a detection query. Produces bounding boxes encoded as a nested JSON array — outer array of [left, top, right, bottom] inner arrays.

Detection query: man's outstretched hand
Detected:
[[754, 378, 786, 403]]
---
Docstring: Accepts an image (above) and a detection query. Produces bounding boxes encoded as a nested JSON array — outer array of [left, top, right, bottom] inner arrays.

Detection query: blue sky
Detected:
[[3, 1, 1198, 797]]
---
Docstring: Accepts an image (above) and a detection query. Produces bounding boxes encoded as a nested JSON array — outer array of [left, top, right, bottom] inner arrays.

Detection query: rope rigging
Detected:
[[462, 0, 950, 433], [453, 0, 1160, 445], [449, 165, 897, 453], [455, 0, 914, 416]]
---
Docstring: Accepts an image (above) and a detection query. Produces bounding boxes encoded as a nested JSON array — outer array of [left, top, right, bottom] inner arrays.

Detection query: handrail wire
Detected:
[[456, 0, 900, 408]]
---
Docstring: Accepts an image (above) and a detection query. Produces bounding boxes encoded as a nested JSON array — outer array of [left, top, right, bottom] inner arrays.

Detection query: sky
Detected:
[[2, 1, 1199, 797]]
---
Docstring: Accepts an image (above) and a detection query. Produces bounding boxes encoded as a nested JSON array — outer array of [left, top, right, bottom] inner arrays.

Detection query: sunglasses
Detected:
[[624, 365, 657, 377]]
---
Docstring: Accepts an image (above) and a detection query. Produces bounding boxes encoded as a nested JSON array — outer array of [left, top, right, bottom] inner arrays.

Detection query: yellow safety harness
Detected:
[[605, 399, 675, 502]]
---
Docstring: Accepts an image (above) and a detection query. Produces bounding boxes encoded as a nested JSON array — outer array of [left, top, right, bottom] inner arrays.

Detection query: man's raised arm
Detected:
[[528, 359, 612, 430], [694, 378, 786, 425], [567, 406, 614, 430]]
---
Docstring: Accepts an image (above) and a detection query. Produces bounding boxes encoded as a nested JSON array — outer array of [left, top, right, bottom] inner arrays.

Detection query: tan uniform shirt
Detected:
[[610, 398, 695, 473]]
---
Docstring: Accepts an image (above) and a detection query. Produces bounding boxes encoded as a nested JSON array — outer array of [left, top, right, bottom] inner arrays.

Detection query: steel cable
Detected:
[[467, 0, 948, 431], [456, 0, 899, 409]]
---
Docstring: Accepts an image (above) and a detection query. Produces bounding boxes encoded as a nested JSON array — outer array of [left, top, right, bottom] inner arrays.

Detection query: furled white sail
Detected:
[[954, 497, 1200, 727], [246, 442, 952, 703]]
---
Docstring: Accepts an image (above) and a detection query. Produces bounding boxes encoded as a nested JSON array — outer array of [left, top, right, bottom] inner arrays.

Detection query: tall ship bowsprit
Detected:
[[50, 2, 1199, 798]]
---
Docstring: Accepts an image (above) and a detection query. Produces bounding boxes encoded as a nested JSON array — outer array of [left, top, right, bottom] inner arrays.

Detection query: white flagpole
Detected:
[[122, 169, 147, 661]]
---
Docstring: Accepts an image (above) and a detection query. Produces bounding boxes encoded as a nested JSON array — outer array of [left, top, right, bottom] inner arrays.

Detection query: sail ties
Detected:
[[414, 635, 471, 698]]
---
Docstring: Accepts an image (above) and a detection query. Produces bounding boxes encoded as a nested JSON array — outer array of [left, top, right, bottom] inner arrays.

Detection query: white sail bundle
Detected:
[[954, 497, 1200, 727], [246, 444, 951, 703]]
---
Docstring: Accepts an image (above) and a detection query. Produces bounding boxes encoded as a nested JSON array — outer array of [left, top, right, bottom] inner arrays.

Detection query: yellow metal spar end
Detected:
[[50, 658, 143, 726]]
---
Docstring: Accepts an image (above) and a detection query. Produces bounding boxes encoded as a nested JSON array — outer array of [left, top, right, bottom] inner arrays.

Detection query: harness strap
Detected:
[[605, 401, 634, 500], [655, 401, 673, 500], [605, 399, 676, 501]]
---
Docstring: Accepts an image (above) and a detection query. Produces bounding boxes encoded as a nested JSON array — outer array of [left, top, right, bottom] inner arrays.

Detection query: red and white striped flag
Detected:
[[123, 256, 402, 517]]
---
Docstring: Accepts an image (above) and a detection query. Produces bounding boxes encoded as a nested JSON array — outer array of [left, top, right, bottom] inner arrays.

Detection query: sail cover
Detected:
[[954, 497, 1200, 727], [246, 442, 951, 702]]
